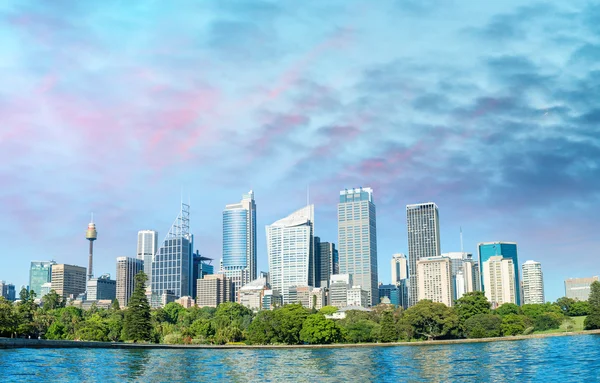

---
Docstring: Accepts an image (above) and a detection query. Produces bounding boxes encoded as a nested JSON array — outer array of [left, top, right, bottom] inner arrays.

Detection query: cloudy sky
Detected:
[[1, 0, 599, 301]]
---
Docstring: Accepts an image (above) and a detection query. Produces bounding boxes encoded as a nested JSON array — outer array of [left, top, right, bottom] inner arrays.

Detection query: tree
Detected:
[[401, 300, 459, 340], [534, 312, 563, 331], [111, 299, 121, 311], [501, 314, 528, 336], [318, 306, 338, 316], [16, 288, 39, 337], [213, 302, 253, 332], [342, 319, 380, 343], [589, 281, 600, 308], [163, 302, 186, 324], [455, 292, 491, 323], [569, 301, 591, 316], [584, 281, 600, 330], [464, 314, 502, 338], [299, 314, 343, 344], [0, 297, 18, 337], [273, 304, 309, 345], [379, 310, 399, 342], [246, 310, 278, 345], [42, 290, 64, 310], [123, 272, 152, 342], [495, 303, 521, 316], [555, 297, 575, 315], [75, 313, 109, 341], [189, 318, 215, 340]]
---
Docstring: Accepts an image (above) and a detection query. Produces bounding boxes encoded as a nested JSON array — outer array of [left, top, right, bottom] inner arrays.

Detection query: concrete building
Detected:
[[378, 284, 400, 307], [116, 257, 144, 307], [196, 274, 232, 308], [478, 242, 520, 305], [29, 261, 56, 297], [482, 256, 516, 308], [288, 285, 313, 308], [338, 187, 378, 306], [522, 260, 544, 304], [239, 277, 269, 311], [417, 256, 454, 307], [175, 296, 195, 308], [310, 287, 326, 310], [267, 205, 315, 304], [222, 191, 257, 300], [314, 238, 338, 288], [407, 203, 441, 307], [0, 281, 16, 301], [442, 252, 479, 300], [87, 274, 116, 301], [40, 282, 52, 298], [565, 276, 599, 301], [329, 274, 352, 308], [347, 286, 369, 308], [137, 230, 158, 282], [391, 253, 408, 284], [192, 251, 214, 299], [51, 264, 87, 300], [262, 289, 283, 310]]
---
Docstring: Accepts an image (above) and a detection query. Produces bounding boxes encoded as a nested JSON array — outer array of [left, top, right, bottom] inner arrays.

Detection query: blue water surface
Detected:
[[1, 335, 599, 382]]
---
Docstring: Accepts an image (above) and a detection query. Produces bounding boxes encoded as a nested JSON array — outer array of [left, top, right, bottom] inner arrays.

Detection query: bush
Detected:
[[522, 327, 535, 335], [501, 314, 530, 336], [464, 314, 502, 338], [534, 313, 563, 331], [163, 332, 184, 344]]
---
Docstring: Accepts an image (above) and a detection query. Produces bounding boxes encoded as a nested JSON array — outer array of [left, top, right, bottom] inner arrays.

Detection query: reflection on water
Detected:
[[1, 335, 600, 382]]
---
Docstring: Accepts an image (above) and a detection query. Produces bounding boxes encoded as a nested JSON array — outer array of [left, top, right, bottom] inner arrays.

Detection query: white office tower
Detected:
[[416, 256, 454, 307], [137, 230, 158, 282], [482, 256, 516, 308], [522, 260, 544, 304], [267, 205, 315, 304], [391, 253, 408, 284]]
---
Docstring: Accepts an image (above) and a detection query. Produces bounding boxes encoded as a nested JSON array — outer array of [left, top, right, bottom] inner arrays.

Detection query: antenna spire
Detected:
[[460, 226, 464, 253]]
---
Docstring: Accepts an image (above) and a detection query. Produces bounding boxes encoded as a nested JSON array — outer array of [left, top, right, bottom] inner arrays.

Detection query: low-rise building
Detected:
[[87, 274, 116, 301], [262, 289, 282, 310], [176, 296, 195, 308], [239, 278, 270, 311], [347, 285, 369, 308]]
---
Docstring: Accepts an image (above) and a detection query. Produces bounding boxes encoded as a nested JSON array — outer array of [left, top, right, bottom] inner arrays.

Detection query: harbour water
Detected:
[[1, 335, 599, 382]]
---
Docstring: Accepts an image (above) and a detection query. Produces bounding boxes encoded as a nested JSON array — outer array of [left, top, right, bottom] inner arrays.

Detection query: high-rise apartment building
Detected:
[[222, 191, 257, 300], [137, 230, 158, 281], [478, 242, 520, 305], [391, 253, 408, 285], [314, 238, 337, 288], [29, 260, 56, 297], [565, 276, 599, 301], [417, 256, 454, 307], [87, 274, 117, 301], [522, 260, 544, 304], [51, 264, 87, 299], [407, 202, 441, 307], [267, 205, 315, 304], [116, 257, 144, 307], [482, 256, 516, 308], [152, 203, 194, 301], [196, 274, 232, 307], [338, 187, 378, 306]]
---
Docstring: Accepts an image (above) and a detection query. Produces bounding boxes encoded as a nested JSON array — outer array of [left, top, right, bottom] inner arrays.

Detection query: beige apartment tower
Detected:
[[196, 274, 232, 307], [116, 257, 144, 307], [522, 260, 544, 304], [51, 264, 87, 299], [416, 256, 454, 307], [483, 256, 516, 308], [391, 253, 408, 284]]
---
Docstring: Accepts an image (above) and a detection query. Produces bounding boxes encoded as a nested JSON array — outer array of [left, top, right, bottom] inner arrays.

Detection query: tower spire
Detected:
[[460, 226, 464, 253]]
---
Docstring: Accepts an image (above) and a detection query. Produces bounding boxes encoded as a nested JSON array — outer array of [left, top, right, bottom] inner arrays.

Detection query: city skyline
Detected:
[[1, 1, 599, 302]]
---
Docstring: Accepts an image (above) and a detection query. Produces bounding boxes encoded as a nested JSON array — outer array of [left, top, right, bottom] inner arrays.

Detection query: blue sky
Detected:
[[1, 0, 599, 302]]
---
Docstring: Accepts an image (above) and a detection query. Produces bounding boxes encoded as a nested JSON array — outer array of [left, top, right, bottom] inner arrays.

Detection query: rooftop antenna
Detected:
[[460, 226, 464, 253]]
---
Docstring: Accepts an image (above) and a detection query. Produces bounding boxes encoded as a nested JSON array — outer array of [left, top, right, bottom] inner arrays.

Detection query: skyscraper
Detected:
[[522, 260, 544, 304], [196, 274, 232, 307], [338, 187, 378, 306], [29, 260, 56, 297], [482, 255, 516, 308], [116, 256, 143, 307], [315, 239, 337, 288], [391, 253, 408, 284], [222, 191, 257, 300], [51, 264, 87, 299], [565, 276, 598, 301], [0, 281, 16, 301], [478, 242, 521, 305], [406, 202, 441, 307], [441, 252, 476, 300], [417, 256, 454, 307], [151, 203, 194, 301], [192, 251, 214, 299], [137, 230, 158, 281], [267, 205, 315, 304]]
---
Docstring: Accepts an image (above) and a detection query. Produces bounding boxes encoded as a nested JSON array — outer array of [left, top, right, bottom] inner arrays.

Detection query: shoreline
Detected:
[[2, 329, 600, 350]]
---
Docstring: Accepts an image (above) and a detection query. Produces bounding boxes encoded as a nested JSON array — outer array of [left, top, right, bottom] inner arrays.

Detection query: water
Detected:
[[2, 335, 600, 382]]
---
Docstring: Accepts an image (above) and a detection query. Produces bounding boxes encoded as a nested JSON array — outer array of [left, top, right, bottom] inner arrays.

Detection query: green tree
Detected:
[[246, 310, 278, 345], [495, 303, 522, 316], [379, 310, 399, 342], [75, 313, 109, 341], [534, 312, 563, 331], [123, 272, 152, 342], [299, 314, 343, 344], [318, 306, 338, 315], [16, 288, 39, 337], [501, 314, 529, 336], [401, 300, 459, 340], [106, 310, 124, 341], [163, 302, 186, 324], [455, 292, 491, 323], [342, 319, 380, 343], [213, 302, 253, 332], [111, 299, 121, 311], [0, 297, 18, 337], [189, 318, 215, 340], [569, 301, 591, 316], [42, 290, 64, 310], [464, 314, 502, 338], [555, 297, 575, 315], [589, 281, 600, 308], [273, 304, 309, 345], [584, 281, 600, 330]]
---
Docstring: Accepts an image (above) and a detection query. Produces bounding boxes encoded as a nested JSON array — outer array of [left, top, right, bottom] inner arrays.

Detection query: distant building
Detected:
[[51, 264, 87, 300], [522, 260, 544, 304], [325, 305, 372, 320], [310, 287, 326, 310], [29, 261, 56, 298], [314, 238, 338, 288], [192, 251, 214, 299], [262, 290, 282, 310], [87, 274, 116, 301], [347, 286, 369, 308], [378, 284, 400, 307], [417, 256, 453, 307], [407, 203, 441, 307], [72, 300, 113, 310], [338, 187, 378, 306], [391, 253, 408, 284], [565, 276, 599, 301], [482, 256, 516, 308], [40, 283, 52, 298], [0, 281, 16, 302], [442, 252, 479, 300], [478, 242, 520, 306], [288, 285, 313, 308], [137, 230, 158, 282], [175, 296, 195, 308], [116, 257, 144, 307], [239, 277, 270, 311], [329, 274, 352, 308], [196, 274, 232, 308]]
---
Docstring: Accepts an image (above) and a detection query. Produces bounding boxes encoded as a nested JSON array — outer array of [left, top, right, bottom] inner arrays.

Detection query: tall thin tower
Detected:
[[85, 215, 98, 281]]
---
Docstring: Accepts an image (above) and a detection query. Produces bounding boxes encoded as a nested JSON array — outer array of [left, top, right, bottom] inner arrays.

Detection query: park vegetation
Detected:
[[1, 275, 599, 345]]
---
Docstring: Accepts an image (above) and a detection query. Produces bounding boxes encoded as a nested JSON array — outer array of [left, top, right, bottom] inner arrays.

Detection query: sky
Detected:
[[1, 0, 599, 302]]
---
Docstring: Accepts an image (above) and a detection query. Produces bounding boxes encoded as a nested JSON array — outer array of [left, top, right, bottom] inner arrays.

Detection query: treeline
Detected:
[[2, 274, 600, 345]]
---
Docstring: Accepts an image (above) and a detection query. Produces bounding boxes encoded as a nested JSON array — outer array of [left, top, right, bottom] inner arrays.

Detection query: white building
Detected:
[[347, 285, 369, 308], [137, 230, 158, 282], [522, 260, 544, 304], [329, 274, 352, 308], [483, 256, 516, 308], [267, 205, 314, 304], [239, 277, 269, 311], [417, 256, 454, 307], [565, 276, 599, 301], [391, 253, 408, 284]]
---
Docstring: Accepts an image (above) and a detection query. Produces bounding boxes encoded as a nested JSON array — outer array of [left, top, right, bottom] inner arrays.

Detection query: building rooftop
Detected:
[[240, 278, 268, 291]]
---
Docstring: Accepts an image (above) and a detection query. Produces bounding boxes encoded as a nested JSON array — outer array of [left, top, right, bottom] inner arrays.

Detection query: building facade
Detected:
[[391, 253, 408, 284], [116, 257, 144, 307], [87, 274, 117, 301], [565, 276, 599, 301], [0, 281, 16, 301], [522, 260, 544, 304], [416, 256, 454, 307], [379, 284, 400, 306], [406, 203, 441, 307], [338, 187, 378, 306], [238, 277, 270, 311], [478, 242, 521, 305], [50, 264, 86, 300], [329, 274, 352, 308], [313, 238, 338, 288], [347, 286, 369, 308], [196, 274, 232, 307], [482, 256, 516, 308], [262, 290, 283, 310], [222, 191, 257, 301], [29, 261, 56, 297], [267, 205, 315, 304], [137, 230, 158, 282]]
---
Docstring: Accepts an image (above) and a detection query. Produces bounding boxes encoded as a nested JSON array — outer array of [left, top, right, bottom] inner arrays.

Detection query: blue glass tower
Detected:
[[478, 242, 521, 306]]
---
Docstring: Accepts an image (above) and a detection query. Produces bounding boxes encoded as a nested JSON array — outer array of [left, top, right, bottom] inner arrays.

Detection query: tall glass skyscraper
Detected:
[[267, 205, 314, 304], [137, 230, 158, 281], [151, 203, 193, 302], [222, 191, 257, 300], [406, 202, 441, 307], [338, 187, 378, 306], [29, 260, 56, 297], [478, 242, 521, 305]]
